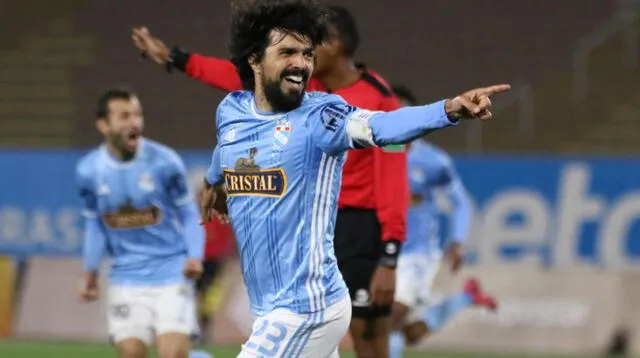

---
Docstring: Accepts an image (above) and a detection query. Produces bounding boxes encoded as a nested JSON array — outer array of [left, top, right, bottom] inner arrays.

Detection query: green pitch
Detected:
[[0, 340, 601, 358]]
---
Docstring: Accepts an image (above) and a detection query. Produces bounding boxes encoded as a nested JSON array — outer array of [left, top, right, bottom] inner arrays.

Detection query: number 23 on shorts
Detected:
[[245, 319, 288, 357]]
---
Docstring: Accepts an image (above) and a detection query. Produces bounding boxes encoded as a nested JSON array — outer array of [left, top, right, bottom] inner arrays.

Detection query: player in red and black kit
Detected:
[[133, 6, 407, 357]]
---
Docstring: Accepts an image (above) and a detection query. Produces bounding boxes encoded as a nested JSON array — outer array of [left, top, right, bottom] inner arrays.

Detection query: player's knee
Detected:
[[157, 333, 191, 358], [116, 339, 147, 358]]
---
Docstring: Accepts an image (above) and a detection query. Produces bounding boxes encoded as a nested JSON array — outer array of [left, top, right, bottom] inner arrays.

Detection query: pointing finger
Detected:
[[480, 84, 511, 96]]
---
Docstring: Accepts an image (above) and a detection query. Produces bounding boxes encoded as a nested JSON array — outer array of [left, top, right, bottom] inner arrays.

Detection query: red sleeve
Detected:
[[185, 54, 243, 92], [373, 95, 409, 242]]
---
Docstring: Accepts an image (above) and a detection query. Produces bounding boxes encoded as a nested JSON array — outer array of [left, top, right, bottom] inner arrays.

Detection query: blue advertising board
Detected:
[[1, 150, 639, 269]]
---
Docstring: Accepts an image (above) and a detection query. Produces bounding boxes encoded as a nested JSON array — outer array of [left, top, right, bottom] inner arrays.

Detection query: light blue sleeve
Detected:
[[206, 146, 224, 185], [76, 160, 106, 272], [431, 154, 471, 244], [310, 96, 458, 154], [82, 219, 107, 272], [161, 151, 205, 260], [308, 95, 356, 154], [368, 100, 458, 146]]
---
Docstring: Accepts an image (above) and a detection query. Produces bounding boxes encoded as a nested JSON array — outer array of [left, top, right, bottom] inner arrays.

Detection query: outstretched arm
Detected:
[[309, 84, 510, 155], [352, 85, 511, 147], [132, 27, 243, 92]]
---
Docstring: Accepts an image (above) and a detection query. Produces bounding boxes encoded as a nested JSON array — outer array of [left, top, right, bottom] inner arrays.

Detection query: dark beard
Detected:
[[263, 79, 306, 112], [108, 134, 136, 161]]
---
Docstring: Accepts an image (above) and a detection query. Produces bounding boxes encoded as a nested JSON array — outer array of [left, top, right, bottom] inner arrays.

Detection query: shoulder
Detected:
[[220, 91, 252, 112], [76, 147, 101, 180], [304, 91, 346, 105], [142, 138, 185, 169], [302, 92, 353, 114], [301, 92, 358, 128], [357, 65, 394, 98], [217, 90, 252, 123]]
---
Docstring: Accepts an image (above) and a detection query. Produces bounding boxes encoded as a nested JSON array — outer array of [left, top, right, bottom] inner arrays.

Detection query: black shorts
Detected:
[[195, 259, 223, 294], [334, 208, 391, 319]]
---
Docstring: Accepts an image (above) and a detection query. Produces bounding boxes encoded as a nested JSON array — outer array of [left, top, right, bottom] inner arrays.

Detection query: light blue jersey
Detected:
[[403, 140, 471, 256], [207, 91, 457, 316], [77, 138, 204, 286]]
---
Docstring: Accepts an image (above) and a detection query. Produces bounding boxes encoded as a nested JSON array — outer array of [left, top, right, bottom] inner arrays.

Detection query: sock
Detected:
[[389, 331, 405, 358], [422, 292, 473, 332], [189, 349, 214, 358]]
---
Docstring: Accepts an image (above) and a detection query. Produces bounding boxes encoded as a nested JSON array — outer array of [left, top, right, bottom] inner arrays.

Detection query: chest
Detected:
[[218, 117, 310, 170], [94, 164, 164, 210], [217, 117, 313, 198]]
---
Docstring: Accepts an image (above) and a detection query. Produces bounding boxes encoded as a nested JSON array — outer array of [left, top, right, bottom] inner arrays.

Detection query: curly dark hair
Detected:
[[229, 0, 331, 90]]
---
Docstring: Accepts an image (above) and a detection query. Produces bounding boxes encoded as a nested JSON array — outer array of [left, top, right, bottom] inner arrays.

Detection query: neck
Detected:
[[107, 143, 135, 162], [317, 58, 361, 91]]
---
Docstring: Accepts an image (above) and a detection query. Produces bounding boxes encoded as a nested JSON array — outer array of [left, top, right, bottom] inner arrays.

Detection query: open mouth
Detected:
[[125, 132, 141, 147], [284, 74, 304, 86]]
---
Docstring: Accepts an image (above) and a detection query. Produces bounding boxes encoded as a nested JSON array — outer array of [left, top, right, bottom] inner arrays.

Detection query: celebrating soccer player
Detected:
[[187, 1, 509, 357], [76, 89, 212, 358], [133, 7, 412, 357], [388, 86, 498, 358]]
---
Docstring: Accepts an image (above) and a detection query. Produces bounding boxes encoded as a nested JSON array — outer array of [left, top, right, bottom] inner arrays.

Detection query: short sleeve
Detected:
[[206, 146, 224, 186]]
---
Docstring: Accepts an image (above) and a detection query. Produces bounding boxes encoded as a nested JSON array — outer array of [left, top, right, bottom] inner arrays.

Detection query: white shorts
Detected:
[[107, 283, 198, 345], [394, 253, 442, 324], [238, 295, 351, 358]]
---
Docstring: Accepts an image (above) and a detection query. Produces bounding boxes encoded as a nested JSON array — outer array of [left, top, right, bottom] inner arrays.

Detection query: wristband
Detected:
[[166, 46, 191, 73], [379, 239, 401, 268]]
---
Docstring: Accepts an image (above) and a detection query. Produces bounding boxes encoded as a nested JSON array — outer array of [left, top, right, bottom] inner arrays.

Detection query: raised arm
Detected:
[[132, 27, 243, 92]]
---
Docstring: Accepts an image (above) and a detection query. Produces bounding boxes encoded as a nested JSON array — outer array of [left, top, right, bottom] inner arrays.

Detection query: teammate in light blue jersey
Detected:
[[198, 1, 509, 356], [389, 87, 497, 358], [77, 89, 211, 358]]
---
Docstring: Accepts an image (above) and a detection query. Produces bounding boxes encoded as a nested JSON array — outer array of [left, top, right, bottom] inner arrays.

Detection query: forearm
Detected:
[[448, 182, 472, 244], [82, 218, 106, 272], [369, 100, 458, 146], [177, 202, 205, 259]]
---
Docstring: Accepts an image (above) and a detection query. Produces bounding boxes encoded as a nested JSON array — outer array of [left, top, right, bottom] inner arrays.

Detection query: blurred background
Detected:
[[1, 0, 640, 357]]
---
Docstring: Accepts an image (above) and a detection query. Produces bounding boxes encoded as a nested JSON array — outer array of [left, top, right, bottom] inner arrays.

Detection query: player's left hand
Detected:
[[446, 242, 464, 274], [369, 265, 396, 307], [445, 84, 511, 121], [183, 258, 204, 280], [199, 182, 229, 225]]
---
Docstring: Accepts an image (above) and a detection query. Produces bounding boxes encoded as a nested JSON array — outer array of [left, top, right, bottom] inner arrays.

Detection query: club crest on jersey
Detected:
[[273, 119, 291, 146], [224, 148, 287, 198], [102, 197, 162, 229], [138, 173, 155, 192]]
